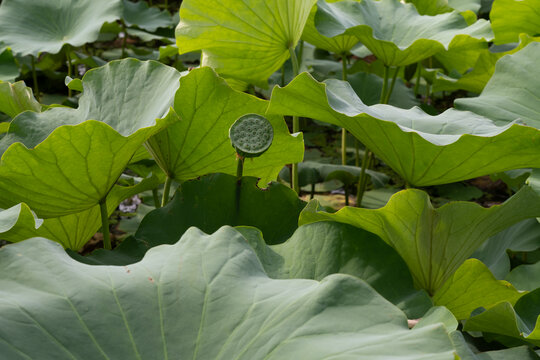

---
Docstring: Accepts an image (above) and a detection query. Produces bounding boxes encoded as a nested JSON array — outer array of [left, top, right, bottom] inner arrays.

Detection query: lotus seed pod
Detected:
[[229, 114, 273, 158]]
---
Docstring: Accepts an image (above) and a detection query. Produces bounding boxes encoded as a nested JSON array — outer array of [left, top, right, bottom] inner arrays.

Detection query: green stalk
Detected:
[[384, 67, 400, 104], [66, 47, 72, 98], [161, 176, 172, 207], [425, 57, 432, 104], [152, 188, 161, 208], [355, 140, 360, 167], [31, 56, 39, 100], [235, 156, 244, 217], [289, 46, 300, 194], [356, 151, 373, 206], [99, 199, 112, 250], [121, 22, 128, 58], [414, 63, 421, 97], [298, 40, 304, 67], [341, 54, 348, 165], [380, 65, 389, 103], [357, 65, 393, 207], [236, 156, 244, 180]]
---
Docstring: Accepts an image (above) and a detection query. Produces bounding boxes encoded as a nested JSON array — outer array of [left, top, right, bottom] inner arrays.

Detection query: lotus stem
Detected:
[[341, 54, 348, 165], [161, 176, 172, 207], [384, 67, 399, 104], [121, 21, 128, 58], [236, 155, 244, 180], [356, 151, 373, 207], [355, 140, 360, 167], [31, 56, 39, 100], [66, 47, 72, 98], [414, 63, 421, 97], [289, 46, 300, 194], [152, 188, 160, 208], [99, 199, 112, 250]]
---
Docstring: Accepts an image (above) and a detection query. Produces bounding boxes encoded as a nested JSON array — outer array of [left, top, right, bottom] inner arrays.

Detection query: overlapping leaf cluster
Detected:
[[0, 0, 540, 358]]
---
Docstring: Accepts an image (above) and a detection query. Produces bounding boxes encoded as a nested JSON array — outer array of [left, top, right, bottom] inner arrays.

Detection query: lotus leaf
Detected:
[[0, 48, 19, 82], [473, 218, 540, 279], [456, 42, 540, 128], [299, 186, 540, 293], [406, 0, 482, 15], [314, 0, 492, 66], [506, 262, 540, 292], [0, 174, 161, 250], [0, 59, 181, 217], [122, 0, 174, 32], [490, 0, 540, 44], [0, 227, 457, 359], [464, 288, 540, 347], [433, 259, 523, 320], [176, 0, 316, 87], [0, 0, 123, 56], [301, 3, 358, 54], [0, 81, 41, 119], [268, 72, 540, 186], [136, 173, 306, 246], [238, 222, 432, 318], [145, 67, 303, 185]]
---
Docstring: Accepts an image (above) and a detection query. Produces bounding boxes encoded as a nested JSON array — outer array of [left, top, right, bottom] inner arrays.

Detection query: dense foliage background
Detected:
[[0, 0, 539, 358]]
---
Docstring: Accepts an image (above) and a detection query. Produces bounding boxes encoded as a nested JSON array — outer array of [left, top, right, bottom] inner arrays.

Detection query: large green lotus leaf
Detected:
[[473, 218, 540, 279], [506, 262, 540, 292], [0, 60, 181, 217], [464, 288, 540, 347], [406, 0, 481, 15], [314, 0, 492, 66], [0, 227, 457, 359], [299, 186, 540, 294], [301, 3, 358, 54], [490, 0, 540, 44], [0, 203, 42, 235], [267, 72, 540, 186], [433, 35, 538, 93], [176, 0, 316, 87], [0, 0, 122, 56], [136, 173, 306, 246], [452, 331, 540, 360], [238, 222, 432, 319], [1, 174, 161, 250], [433, 259, 523, 320], [0, 81, 41, 119], [122, 0, 174, 32], [0, 59, 181, 153], [145, 67, 303, 185], [456, 42, 540, 128], [0, 48, 19, 82], [348, 72, 419, 109]]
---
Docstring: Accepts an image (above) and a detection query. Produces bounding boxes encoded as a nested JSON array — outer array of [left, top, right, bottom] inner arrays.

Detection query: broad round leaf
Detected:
[[0, 175, 161, 250], [433, 259, 523, 320], [136, 173, 306, 246], [314, 0, 492, 66], [0, 0, 122, 56], [0, 59, 181, 217], [176, 0, 316, 87], [0, 81, 40, 119], [122, 0, 174, 32], [456, 42, 540, 128], [464, 288, 540, 347], [268, 73, 540, 186], [490, 0, 540, 45], [300, 186, 540, 294], [239, 222, 432, 318], [0, 227, 457, 359], [145, 67, 303, 185]]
